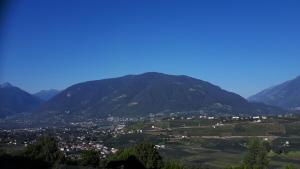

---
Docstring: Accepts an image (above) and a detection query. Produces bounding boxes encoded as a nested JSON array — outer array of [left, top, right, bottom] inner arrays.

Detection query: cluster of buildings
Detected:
[[58, 140, 118, 159], [0, 125, 123, 160]]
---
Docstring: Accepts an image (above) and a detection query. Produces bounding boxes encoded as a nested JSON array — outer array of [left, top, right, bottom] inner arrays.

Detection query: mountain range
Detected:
[[33, 72, 281, 122], [0, 73, 287, 122], [249, 76, 300, 110], [34, 89, 60, 101]]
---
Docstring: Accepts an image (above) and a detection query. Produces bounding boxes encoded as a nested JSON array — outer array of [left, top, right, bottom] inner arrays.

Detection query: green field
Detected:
[[158, 138, 300, 169], [121, 116, 300, 169]]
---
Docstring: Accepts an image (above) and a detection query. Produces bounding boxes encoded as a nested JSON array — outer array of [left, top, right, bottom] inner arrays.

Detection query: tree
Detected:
[[23, 135, 64, 164], [107, 155, 146, 169], [109, 147, 136, 161], [80, 150, 100, 167], [108, 142, 163, 169], [162, 160, 186, 169], [243, 138, 269, 169], [262, 141, 271, 153], [0, 153, 51, 169], [285, 164, 296, 169], [224, 165, 247, 169], [134, 143, 164, 169]]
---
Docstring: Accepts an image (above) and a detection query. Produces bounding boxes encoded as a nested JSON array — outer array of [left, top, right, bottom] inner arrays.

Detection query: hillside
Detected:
[[34, 89, 60, 101], [0, 83, 42, 118], [249, 75, 300, 109], [36, 72, 281, 121]]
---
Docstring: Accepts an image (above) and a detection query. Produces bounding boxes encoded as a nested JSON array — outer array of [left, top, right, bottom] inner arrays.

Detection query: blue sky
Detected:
[[1, 0, 300, 97]]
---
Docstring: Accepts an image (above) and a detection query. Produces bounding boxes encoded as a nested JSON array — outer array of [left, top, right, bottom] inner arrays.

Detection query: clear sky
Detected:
[[1, 0, 300, 97]]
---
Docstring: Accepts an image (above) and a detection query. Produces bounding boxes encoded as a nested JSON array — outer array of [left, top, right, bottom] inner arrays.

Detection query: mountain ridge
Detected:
[[248, 75, 300, 109], [34, 89, 60, 101], [0, 83, 43, 118], [34, 72, 282, 122]]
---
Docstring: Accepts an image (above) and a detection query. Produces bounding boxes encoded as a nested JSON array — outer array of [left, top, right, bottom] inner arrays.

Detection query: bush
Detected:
[[162, 160, 186, 169], [0, 153, 51, 169], [108, 142, 163, 169], [23, 135, 64, 163], [243, 138, 269, 169], [284, 164, 296, 169], [80, 150, 100, 167]]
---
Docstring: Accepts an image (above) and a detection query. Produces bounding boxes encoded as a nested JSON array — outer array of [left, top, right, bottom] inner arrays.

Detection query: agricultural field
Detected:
[[119, 116, 300, 169], [159, 137, 300, 169]]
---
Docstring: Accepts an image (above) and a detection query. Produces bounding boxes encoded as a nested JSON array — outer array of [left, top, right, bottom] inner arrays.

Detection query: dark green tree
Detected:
[[162, 160, 186, 169], [134, 143, 164, 169], [224, 165, 246, 169], [80, 150, 100, 167], [23, 135, 64, 164], [108, 142, 163, 169], [285, 164, 296, 169], [243, 138, 269, 169], [262, 141, 271, 153], [108, 147, 136, 161]]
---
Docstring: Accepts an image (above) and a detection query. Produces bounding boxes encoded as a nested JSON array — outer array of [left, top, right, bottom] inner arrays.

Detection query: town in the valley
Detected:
[[1, 112, 300, 168]]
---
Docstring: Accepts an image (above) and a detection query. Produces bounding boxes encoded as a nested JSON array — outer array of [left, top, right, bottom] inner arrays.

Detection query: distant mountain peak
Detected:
[[249, 75, 300, 109], [294, 75, 300, 80], [34, 89, 60, 101], [0, 82, 13, 88], [136, 72, 190, 79], [128, 72, 170, 78], [0, 84, 42, 118], [38, 89, 59, 93], [35, 72, 280, 123], [141, 72, 167, 76]]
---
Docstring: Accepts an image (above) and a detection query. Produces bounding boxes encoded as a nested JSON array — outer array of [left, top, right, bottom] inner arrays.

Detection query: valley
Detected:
[[1, 114, 300, 169]]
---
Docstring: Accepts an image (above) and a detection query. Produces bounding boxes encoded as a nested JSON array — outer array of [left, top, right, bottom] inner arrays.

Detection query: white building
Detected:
[[232, 116, 240, 120]]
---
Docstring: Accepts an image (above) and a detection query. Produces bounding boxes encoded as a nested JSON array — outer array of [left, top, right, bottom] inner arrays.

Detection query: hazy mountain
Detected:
[[0, 82, 13, 88], [36, 72, 281, 121], [249, 75, 300, 110], [34, 89, 60, 101], [0, 83, 42, 118]]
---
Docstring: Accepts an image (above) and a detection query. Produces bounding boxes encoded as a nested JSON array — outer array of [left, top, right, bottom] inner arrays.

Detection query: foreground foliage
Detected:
[[109, 142, 163, 169], [0, 136, 296, 169], [23, 135, 65, 164], [243, 138, 269, 169]]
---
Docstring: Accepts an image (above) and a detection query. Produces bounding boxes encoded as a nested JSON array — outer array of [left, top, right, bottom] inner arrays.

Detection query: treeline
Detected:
[[0, 136, 296, 169]]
